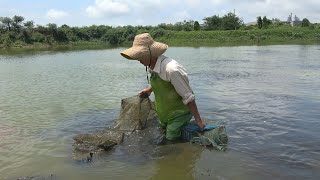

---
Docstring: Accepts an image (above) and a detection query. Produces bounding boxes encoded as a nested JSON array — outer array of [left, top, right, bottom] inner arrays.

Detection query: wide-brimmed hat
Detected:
[[120, 33, 168, 60]]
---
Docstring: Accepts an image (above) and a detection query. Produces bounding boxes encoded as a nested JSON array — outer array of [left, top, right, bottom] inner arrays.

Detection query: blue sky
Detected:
[[1, 0, 319, 27]]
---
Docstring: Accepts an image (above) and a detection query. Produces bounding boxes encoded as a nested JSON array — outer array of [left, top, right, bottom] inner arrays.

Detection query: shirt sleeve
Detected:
[[167, 67, 195, 105]]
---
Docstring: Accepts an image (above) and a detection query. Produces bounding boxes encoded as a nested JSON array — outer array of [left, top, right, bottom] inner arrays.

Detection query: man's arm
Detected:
[[187, 100, 205, 129], [139, 85, 152, 98], [168, 69, 206, 129]]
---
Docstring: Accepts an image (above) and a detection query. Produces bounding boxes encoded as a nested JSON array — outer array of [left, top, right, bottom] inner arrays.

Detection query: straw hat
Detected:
[[120, 33, 168, 60]]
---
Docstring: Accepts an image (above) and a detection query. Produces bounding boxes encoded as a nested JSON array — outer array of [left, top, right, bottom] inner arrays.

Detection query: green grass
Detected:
[[156, 28, 320, 46]]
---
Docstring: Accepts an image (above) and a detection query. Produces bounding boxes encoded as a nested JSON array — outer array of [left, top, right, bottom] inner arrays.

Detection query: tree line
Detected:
[[0, 13, 317, 48], [256, 16, 312, 29]]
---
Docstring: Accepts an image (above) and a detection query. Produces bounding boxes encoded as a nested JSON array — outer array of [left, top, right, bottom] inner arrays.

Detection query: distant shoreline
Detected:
[[1, 28, 320, 53]]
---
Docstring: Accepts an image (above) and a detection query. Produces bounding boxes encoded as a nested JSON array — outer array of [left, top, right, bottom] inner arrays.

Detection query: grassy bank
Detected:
[[157, 28, 320, 46], [1, 28, 320, 52], [0, 41, 118, 55], [0, 41, 113, 49]]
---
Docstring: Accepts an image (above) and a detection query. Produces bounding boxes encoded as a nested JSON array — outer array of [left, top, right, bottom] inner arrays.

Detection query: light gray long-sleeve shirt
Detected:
[[150, 55, 195, 105]]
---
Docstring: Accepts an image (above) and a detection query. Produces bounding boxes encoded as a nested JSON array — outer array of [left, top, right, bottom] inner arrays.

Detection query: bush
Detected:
[[150, 28, 167, 38], [240, 25, 256, 30], [292, 32, 303, 39], [249, 34, 257, 40], [19, 29, 32, 43], [102, 28, 125, 45], [13, 40, 26, 47], [2, 34, 13, 47], [32, 32, 46, 43]]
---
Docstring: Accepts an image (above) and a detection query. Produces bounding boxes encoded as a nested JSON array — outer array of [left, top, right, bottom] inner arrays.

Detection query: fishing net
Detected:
[[182, 123, 228, 151], [73, 129, 124, 152], [114, 95, 155, 131], [73, 95, 155, 156]]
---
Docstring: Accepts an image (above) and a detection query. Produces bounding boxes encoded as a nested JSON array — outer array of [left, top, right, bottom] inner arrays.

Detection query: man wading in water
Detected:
[[120, 33, 205, 144]]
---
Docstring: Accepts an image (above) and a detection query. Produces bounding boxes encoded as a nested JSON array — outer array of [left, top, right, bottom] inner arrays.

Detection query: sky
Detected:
[[0, 0, 319, 27]]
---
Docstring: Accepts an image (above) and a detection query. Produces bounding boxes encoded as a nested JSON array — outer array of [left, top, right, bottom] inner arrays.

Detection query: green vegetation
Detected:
[[257, 16, 263, 29], [157, 28, 320, 46], [1, 13, 320, 50], [302, 18, 311, 27]]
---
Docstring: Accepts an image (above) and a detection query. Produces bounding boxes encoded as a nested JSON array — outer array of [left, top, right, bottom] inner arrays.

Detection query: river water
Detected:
[[0, 45, 319, 180]]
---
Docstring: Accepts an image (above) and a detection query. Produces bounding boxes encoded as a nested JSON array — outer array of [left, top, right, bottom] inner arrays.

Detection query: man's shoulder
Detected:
[[162, 58, 178, 72], [162, 58, 187, 75]]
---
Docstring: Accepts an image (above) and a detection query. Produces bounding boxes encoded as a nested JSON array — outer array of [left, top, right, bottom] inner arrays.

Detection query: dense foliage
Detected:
[[158, 27, 320, 46], [0, 12, 319, 48]]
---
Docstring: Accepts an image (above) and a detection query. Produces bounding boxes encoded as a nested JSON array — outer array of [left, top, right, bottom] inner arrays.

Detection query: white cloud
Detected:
[[130, 0, 162, 9], [86, 0, 130, 18], [32, 0, 320, 26], [46, 9, 68, 19], [210, 0, 223, 5], [175, 11, 191, 21], [86, 0, 166, 18]]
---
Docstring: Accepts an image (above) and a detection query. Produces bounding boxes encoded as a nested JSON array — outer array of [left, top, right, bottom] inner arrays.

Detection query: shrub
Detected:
[[150, 28, 167, 38]]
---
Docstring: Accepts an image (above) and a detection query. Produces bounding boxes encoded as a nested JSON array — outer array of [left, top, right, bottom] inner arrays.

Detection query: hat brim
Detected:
[[120, 46, 146, 60], [120, 41, 168, 60]]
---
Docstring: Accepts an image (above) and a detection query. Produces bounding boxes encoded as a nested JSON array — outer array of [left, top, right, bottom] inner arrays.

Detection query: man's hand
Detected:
[[196, 120, 206, 129], [139, 87, 152, 98]]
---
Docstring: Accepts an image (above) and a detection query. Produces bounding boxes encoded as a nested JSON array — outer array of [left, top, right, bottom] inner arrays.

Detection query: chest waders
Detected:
[[150, 72, 192, 140]]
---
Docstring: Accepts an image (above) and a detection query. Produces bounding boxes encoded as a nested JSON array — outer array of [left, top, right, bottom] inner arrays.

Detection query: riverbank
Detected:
[[0, 41, 112, 50], [0, 41, 115, 55], [158, 28, 320, 46], [1, 28, 320, 52]]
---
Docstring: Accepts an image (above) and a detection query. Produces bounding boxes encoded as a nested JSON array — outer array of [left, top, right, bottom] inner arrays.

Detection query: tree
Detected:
[[32, 32, 46, 43], [157, 23, 174, 30], [35, 25, 50, 35], [262, 16, 272, 28], [0, 23, 5, 33], [60, 24, 70, 28], [301, 18, 310, 27], [122, 25, 137, 41], [102, 28, 125, 45], [203, 15, 222, 30], [173, 20, 194, 31], [12, 15, 24, 24], [194, 21, 200, 31], [47, 23, 68, 42], [271, 18, 284, 27], [47, 23, 58, 39], [47, 23, 57, 31], [1, 17, 12, 31], [20, 29, 32, 43], [24, 20, 34, 34], [257, 16, 262, 29], [150, 28, 166, 38], [12, 15, 24, 32], [24, 21, 34, 29], [221, 12, 243, 30]]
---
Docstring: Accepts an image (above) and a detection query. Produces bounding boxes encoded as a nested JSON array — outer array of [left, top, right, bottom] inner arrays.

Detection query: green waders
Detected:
[[150, 72, 192, 140]]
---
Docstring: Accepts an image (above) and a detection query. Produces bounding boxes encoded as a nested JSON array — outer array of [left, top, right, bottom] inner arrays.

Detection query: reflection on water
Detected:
[[1, 45, 320, 179]]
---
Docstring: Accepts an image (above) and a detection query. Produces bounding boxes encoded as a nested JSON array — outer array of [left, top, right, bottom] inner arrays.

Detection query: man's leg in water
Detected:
[[165, 112, 192, 142]]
